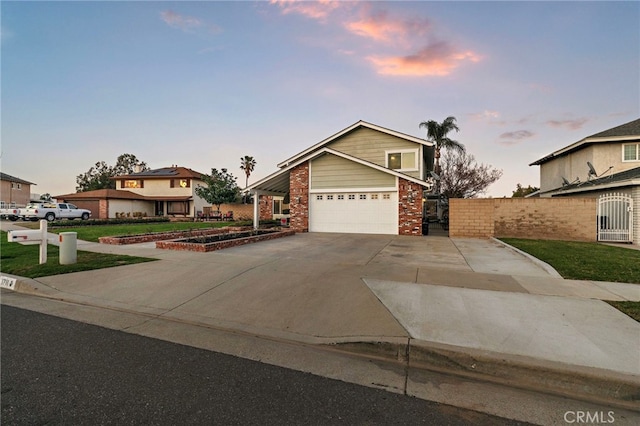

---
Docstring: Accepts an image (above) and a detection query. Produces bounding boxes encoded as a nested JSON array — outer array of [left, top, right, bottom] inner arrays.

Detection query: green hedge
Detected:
[[49, 217, 171, 227]]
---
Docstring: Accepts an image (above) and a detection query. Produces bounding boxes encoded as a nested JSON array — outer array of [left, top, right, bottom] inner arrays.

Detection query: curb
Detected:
[[5, 273, 639, 412], [491, 237, 563, 278], [331, 340, 640, 412]]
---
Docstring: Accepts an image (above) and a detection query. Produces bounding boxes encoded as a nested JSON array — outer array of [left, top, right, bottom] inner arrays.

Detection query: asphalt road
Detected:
[[1, 305, 529, 425]]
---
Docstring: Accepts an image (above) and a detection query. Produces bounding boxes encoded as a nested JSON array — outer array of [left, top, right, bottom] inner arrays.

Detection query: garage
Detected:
[[309, 191, 398, 234]]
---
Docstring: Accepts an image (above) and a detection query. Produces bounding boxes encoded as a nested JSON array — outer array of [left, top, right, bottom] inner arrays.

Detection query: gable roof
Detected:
[[113, 166, 205, 180], [0, 172, 35, 185], [540, 166, 640, 196], [247, 147, 428, 195], [277, 120, 432, 169], [530, 118, 640, 166]]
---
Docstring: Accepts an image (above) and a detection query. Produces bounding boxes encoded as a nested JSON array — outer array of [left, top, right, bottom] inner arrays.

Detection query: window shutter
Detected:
[[170, 179, 175, 188]]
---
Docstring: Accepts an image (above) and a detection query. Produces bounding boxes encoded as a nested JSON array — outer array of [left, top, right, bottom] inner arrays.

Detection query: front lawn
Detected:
[[0, 231, 155, 278], [499, 239, 640, 284], [499, 238, 640, 322]]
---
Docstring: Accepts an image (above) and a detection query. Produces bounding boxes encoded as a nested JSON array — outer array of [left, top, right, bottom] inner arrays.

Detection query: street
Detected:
[[1, 305, 527, 425]]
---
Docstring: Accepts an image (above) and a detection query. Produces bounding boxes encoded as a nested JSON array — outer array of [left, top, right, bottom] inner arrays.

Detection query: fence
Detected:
[[449, 198, 597, 241]]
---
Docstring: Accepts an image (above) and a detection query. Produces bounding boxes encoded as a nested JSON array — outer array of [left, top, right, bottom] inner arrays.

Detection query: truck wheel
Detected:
[[9, 216, 18, 221], [45, 213, 55, 222], [81, 213, 89, 220]]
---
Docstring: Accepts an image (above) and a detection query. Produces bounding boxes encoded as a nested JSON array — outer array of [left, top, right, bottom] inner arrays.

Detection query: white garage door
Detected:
[[309, 191, 398, 234]]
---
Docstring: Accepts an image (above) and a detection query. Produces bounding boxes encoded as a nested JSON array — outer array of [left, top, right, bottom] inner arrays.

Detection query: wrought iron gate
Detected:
[[597, 193, 633, 243]]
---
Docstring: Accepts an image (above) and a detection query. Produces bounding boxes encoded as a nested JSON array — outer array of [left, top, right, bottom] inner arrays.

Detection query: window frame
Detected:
[[123, 179, 144, 189], [385, 149, 419, 172], [622, 143, 640, 162]]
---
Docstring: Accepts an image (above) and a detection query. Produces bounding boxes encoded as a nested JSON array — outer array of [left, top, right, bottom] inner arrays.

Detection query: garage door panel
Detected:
[[309, 192, 397, 234]]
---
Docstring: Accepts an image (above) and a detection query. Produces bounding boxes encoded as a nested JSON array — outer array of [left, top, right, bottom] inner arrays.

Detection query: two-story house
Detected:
[[0, 172, 36, 207], [530, 118, 639, 244], [246, 120, 434, 235], [56, 166, 208, 219]]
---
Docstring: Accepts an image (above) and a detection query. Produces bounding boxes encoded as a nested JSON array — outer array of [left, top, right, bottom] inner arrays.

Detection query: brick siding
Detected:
[[289, 162, 309, 233], [398, 178, 424, 235]]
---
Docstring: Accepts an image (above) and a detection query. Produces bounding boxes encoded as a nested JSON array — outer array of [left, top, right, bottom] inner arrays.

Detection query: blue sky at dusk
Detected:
[[2, 1, 638, 198]]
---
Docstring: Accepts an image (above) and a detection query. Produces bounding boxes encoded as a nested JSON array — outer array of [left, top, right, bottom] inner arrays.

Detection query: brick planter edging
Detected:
[[155, 229, 296, 252], [99, 227, 250, 245]]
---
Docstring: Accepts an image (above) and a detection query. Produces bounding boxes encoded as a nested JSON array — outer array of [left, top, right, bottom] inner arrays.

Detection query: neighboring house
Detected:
[[530, 118, 639, 244], [56, 166, 208, 219], [0, 172, 35, 207], [247, 120, 434, 235]]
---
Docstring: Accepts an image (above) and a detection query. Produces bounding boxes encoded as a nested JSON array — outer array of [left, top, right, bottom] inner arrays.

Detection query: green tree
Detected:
[[440, 150, 502, 198], [76, 154, 148, 192], [419, 116, 465, 176], [195, 168, 241, 212], [512, 183, 539, 197], [76, 161, 113, 192], [113, 154, 148, 176]]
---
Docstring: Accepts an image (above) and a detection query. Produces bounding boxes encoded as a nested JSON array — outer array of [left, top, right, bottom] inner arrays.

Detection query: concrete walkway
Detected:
[[2, 222, 639, 412]]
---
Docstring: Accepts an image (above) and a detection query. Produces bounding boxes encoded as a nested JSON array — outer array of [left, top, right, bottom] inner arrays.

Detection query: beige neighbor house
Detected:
[[56, 166, 209, 219], [0, 172, 35, 207], [246, 120, 435, 235], [530, 118, 640, 245]]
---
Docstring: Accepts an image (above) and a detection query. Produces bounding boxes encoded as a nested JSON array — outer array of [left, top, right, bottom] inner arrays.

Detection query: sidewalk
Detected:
[[2, 223, 639, 412]]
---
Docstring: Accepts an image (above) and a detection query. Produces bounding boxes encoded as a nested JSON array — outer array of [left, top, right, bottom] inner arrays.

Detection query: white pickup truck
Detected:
[[22, 202, 91, 222], [0, 202, 23, 221]]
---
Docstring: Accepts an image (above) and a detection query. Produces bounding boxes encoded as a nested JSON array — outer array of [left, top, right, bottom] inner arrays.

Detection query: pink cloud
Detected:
[[367, 42, 481, 77], [345, 10, 429, 44], [270, 0, 343, 20], [546, 118, 589, 130]]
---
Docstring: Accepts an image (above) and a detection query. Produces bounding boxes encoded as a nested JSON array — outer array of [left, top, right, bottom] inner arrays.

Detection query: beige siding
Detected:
[[539, 142, 640, 193], [329, 127, 422, 179], [311, 154, 395, 189]]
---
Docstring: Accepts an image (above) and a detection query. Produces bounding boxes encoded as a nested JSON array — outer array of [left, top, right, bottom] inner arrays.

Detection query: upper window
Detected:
[[386, 150, 418, 171], [10, 182, 22, 190], [170, 179, 190, 188], [623, 143, 640, 162], [123, 180, 143, 188]]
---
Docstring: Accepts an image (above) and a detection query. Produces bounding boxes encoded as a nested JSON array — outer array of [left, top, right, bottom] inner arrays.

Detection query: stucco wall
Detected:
[[449, 198, 597, 241], [1, 180, 31, 207]]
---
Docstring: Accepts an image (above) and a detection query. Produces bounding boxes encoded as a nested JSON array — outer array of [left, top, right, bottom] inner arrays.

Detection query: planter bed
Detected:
[[99, 226, 249, 245], [156, 229, 296, 252]]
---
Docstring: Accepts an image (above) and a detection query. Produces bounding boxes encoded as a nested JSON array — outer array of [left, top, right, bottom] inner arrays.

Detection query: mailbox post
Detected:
[[7, 220, 48, 264]]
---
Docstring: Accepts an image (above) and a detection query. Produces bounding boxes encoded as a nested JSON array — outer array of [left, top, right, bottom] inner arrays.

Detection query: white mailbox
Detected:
[[8, 229, 43, 242], [7, 220, 48, 264]]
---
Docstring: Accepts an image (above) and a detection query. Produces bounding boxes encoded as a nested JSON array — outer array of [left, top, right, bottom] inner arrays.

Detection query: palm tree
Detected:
[[240, 155, 256, 203], [419, 116, 465, 176]]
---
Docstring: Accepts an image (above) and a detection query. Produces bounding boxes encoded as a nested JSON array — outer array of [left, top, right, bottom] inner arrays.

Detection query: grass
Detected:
[[0, 231, 156, 278], [499, 238, 640, 322], [21, 220, 249, 242], [498, 238, 640, 284]]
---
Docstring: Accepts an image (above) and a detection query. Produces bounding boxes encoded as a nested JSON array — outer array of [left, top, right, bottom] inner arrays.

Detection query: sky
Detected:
[[2, 1, 639, 198]]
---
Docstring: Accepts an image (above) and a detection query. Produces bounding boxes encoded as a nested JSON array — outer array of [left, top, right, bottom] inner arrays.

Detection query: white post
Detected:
[[39, 219, 47, 264], [253, 190, 260, 230]]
